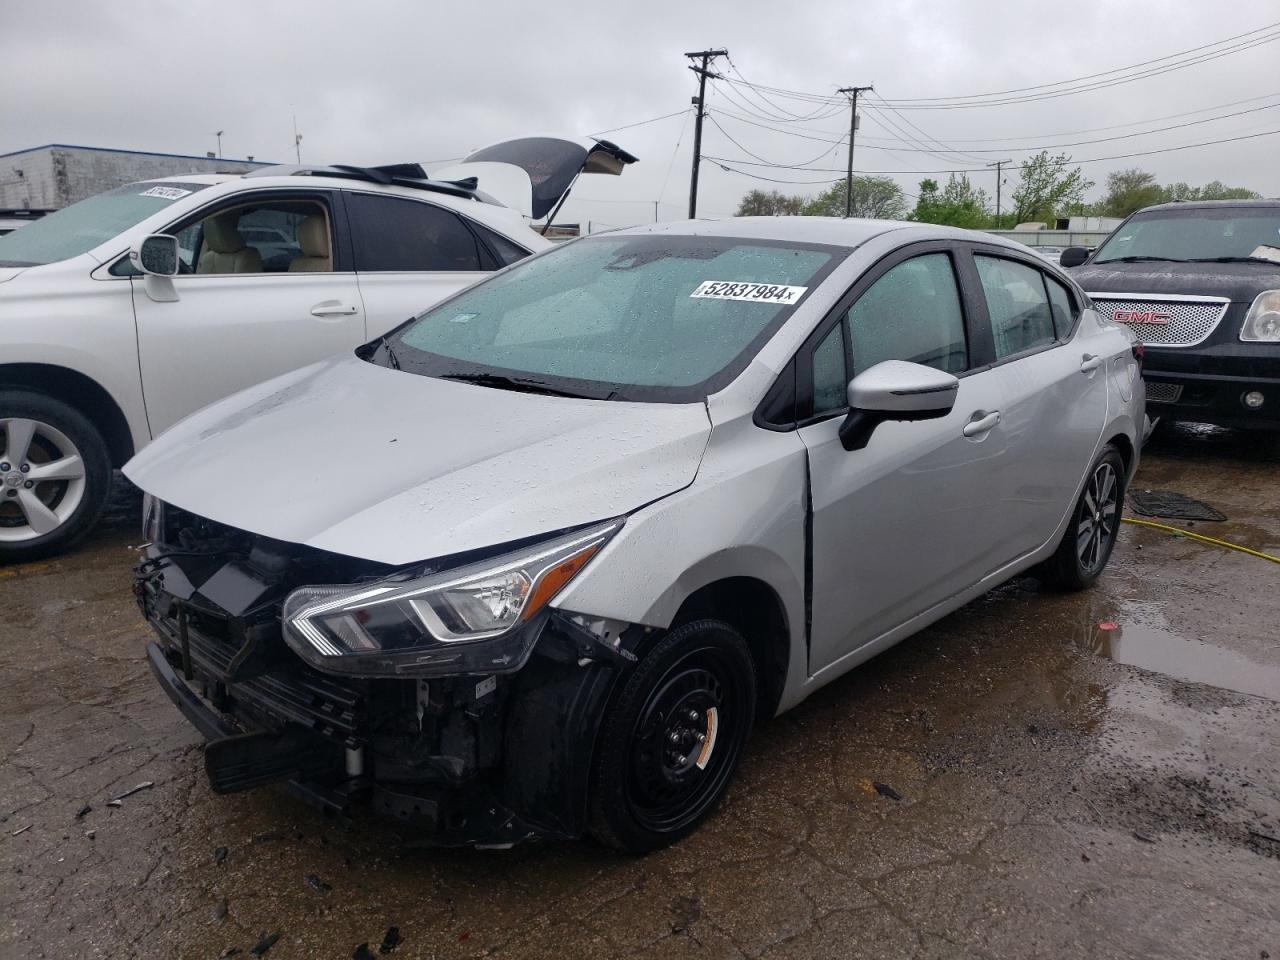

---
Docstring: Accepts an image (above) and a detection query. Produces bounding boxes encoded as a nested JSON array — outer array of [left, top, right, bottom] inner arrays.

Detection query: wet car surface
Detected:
[[2, 425, 1278, 959]]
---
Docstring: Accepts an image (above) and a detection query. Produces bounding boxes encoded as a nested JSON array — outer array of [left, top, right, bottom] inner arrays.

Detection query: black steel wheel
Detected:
[[588, 619, 756, 852], [1038, 443, 1126, 591]]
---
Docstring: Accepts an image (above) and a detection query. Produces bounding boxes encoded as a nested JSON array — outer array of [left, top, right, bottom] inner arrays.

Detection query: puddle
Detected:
[[1080, 610, 1280, 702]]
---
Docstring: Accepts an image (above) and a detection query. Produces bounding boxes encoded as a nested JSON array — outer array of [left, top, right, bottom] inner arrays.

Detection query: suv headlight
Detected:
[[1240, 290, 1280, 342], [283, 519, 621, 677], [141, 493, 164, 543]]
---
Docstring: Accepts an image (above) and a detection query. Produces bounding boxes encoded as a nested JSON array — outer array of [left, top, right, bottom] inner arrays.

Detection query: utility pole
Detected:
[[214, 130, 224, 158], [293, 115, 303, 164], [685, 48, 727, 219], [836, 86, 873, 217], [987, 159, 1012, 224]]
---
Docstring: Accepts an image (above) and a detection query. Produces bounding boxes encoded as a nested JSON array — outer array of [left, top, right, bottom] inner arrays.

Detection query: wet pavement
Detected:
[[2, 423, 1278, 959]]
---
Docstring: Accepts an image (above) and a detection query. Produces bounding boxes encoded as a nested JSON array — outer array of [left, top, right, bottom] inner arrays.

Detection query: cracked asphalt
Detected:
[[2, 423, 1278, 960]]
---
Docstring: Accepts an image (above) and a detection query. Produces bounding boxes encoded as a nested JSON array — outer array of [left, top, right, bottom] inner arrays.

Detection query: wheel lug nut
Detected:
[[19, 463, 29, 473], [696, 733, 706, 743], [4, 489, 16, 498], [23, 481, 33, 489], [668, 731, 681, 744], [686, 709, 699, 722], [0, 462, 9, 471], [675, 755, 687, 765]]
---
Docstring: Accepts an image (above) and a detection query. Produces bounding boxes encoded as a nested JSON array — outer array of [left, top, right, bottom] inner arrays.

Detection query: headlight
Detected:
[[1240, 290, 1280, 342], [283, 519, 622, 677], [141, 493, 163, 543]]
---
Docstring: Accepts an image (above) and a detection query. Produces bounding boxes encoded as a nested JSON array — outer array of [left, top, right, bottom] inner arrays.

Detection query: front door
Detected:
[[133, 192, 366, 435], [798, 249, 1010, 673]]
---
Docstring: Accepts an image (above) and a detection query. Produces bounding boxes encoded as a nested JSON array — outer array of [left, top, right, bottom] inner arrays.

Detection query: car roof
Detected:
[[1137, 199, 1280, 213], [605, 216, 1040, 255]]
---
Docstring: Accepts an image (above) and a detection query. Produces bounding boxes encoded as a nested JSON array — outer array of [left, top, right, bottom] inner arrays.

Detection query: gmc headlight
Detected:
[[1240, 290, 1280, 342], [282, 519, 621, 677]]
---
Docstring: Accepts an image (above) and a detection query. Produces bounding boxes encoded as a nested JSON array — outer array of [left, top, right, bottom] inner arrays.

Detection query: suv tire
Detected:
[[588, 619, 756, 853], [0, 390, 113, 562]]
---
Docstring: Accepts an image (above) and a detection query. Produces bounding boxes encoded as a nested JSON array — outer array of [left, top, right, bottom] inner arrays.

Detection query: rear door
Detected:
[[799, 244, 1009, 673], [133, 189, 366, 435], [969, 248, 1109, 558], [343, 192, 530, 339]]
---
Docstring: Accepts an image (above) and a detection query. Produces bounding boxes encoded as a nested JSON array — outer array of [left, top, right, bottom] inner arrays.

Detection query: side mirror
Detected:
[[130, 234, 180, 277], [1059, 246, 1090, 268], [838, 360, 959, 451]]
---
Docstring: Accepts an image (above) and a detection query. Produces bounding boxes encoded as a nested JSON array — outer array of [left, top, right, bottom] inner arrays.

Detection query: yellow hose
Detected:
[[1121, 517, 1280, 565]]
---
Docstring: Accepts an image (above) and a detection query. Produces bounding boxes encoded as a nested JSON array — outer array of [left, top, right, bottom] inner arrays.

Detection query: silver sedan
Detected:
[[126, 217, 1145, 852]]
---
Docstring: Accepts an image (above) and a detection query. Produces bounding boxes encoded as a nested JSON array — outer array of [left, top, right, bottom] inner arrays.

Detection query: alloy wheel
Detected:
[[1076, 460, 1118, 574], [0, 418, 88, 543]]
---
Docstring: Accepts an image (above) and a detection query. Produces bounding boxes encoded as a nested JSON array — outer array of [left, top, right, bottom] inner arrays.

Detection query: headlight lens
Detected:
[[1240, 290, 1280, 342], [283, 519, 621, 677], [141, 493, 163, 543]]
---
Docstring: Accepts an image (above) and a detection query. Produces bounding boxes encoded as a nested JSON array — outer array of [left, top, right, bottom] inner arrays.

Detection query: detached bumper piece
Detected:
[[135, 518, 632, 846]]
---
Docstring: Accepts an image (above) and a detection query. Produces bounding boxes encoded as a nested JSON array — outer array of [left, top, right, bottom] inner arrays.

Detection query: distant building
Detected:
[[0, 144, 271, 210]]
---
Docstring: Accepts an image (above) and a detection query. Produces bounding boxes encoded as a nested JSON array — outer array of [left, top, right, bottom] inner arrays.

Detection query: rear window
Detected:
[[346, 194, 487, 272]]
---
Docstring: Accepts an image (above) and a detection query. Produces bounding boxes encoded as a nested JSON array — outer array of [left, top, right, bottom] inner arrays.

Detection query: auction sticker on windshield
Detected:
[[691, 280, 808, 304], [139, 186, 193, 200]]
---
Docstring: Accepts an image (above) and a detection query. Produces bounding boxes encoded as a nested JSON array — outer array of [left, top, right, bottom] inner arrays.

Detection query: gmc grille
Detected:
[[1088, 293, 1228, 347]]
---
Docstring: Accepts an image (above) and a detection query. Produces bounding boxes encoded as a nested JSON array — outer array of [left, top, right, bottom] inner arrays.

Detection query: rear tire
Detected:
[[1037, 444, 1125, 591], [588, 619, 756, 853], [0, 391, 112, 563]]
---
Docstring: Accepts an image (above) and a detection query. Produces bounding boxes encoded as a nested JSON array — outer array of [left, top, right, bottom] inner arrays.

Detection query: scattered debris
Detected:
[[873, 782, 903, 802], [305, 874, 332, 894], [214, 846, 229, 866], [379, 926, 401, 954], [352, 945, 376, 960], [108, 781, 155, 804], [11, 824, 31, 836], [1098, 621, 1118, 631], [1248, 829, 1280, 845], [1081, 853, 1090, 862], [252, 830, 284, 845], [75, 804, 92, 820], [85, 830, 96, 841], [250, 931, 281, 957], [213, 899, 228, 922], [670, 896, 701, 934], [219, 949, 241, 959], [1133, 831, 1156, 843]]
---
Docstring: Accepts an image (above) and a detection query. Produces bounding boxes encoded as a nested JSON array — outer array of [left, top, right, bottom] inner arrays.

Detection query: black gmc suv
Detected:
[[1063, 200, 1280, 430]]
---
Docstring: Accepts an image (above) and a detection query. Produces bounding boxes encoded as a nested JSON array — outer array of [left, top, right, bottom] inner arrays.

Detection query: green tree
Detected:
[[1100, 168, 1165, 218], [1011, 152, 1093, 225], [801, 176, 907, 219], [909, 174, 991, 228], [1161, 180, 1262, 202], [734, 189, 807, 216]]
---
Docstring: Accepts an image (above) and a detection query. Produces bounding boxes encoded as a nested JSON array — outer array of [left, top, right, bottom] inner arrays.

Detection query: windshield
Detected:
[[1094, 206, 1280, 264], [373, 234, 844, 402], [0, 181, 210, 267]]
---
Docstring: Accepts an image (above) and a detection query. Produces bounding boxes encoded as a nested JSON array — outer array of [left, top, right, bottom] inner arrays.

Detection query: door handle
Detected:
[[962, 410, 1001, 438], [1079, 353, 1103, 374], [310, 300, 358, 318]]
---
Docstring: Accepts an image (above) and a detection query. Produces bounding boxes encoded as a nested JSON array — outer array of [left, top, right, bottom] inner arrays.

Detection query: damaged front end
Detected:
[[134, 499, 638, 846]]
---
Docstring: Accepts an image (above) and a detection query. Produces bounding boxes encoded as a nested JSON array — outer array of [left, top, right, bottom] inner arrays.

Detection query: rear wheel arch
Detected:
[[1106, 431, 1135, 480], [0, 364, 135, 467], [668, 576, 790, 722]]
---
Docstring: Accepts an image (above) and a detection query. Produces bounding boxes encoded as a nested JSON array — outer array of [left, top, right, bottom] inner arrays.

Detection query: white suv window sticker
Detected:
[[690, 280, 808, 304], [139, 186, 193, 200]]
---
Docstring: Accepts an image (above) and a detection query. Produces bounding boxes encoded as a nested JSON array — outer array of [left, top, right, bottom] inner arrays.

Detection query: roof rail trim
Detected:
[[243, 163, 490, 203]]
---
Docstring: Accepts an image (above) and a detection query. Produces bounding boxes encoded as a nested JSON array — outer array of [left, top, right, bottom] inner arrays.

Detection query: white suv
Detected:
[[0, 140, 635, 560]]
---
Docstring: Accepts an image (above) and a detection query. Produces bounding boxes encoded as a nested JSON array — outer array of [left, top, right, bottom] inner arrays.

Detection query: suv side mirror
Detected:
[[1059, 246, 1090, 268], [131, 234, 180, 277], [839, 360, 959, 451]]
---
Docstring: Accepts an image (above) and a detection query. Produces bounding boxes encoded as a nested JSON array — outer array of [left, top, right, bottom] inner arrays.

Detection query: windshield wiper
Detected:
[[438, 371, 604, 399], [1096, 255, 1187, 264], [1181, 256, 1280, 265]]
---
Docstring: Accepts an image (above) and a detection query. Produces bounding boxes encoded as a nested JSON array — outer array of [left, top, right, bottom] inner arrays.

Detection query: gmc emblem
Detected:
[[1113, 309, 1171, 324]]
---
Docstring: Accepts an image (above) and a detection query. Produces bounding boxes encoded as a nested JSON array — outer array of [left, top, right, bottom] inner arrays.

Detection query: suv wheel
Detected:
[[0, 391, 112, 562], [588, 619, 756, 853], [1038, 444, 1125, 591]]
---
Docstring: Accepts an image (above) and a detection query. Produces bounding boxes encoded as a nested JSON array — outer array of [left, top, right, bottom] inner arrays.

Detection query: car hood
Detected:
[[124, 354, 712, 566], [1071, 261, 1280, 303]]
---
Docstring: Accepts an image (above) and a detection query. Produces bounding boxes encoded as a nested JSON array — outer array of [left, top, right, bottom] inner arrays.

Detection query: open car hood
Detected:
[[434, 137, 638, 221], [124, 354, 709, 567]]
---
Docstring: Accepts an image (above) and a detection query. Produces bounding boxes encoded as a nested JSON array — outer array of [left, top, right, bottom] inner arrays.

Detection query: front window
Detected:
[[1093, 207, 1280, 264], [373, 235, 844, 402], [0, 181, 210, 267]]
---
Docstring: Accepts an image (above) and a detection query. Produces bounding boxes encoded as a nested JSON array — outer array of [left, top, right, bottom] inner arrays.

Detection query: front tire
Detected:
[[588, 619, 756, 853], [0, 391, 112, 562], [1038, 444, 1126, 591]]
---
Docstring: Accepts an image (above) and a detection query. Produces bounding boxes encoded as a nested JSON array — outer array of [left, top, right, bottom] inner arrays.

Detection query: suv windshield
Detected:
[[1094, 206, 1280, 264], [0, 181, 210, 267], [374, 234, 844, 402]]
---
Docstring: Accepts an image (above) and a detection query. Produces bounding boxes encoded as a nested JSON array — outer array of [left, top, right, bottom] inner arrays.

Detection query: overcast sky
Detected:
[[3, 0, 1277, 227]]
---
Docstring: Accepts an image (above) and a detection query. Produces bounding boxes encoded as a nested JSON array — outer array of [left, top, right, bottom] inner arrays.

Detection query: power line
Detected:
[[706, 113, 844, 169], [587, 109, 692, 137]]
